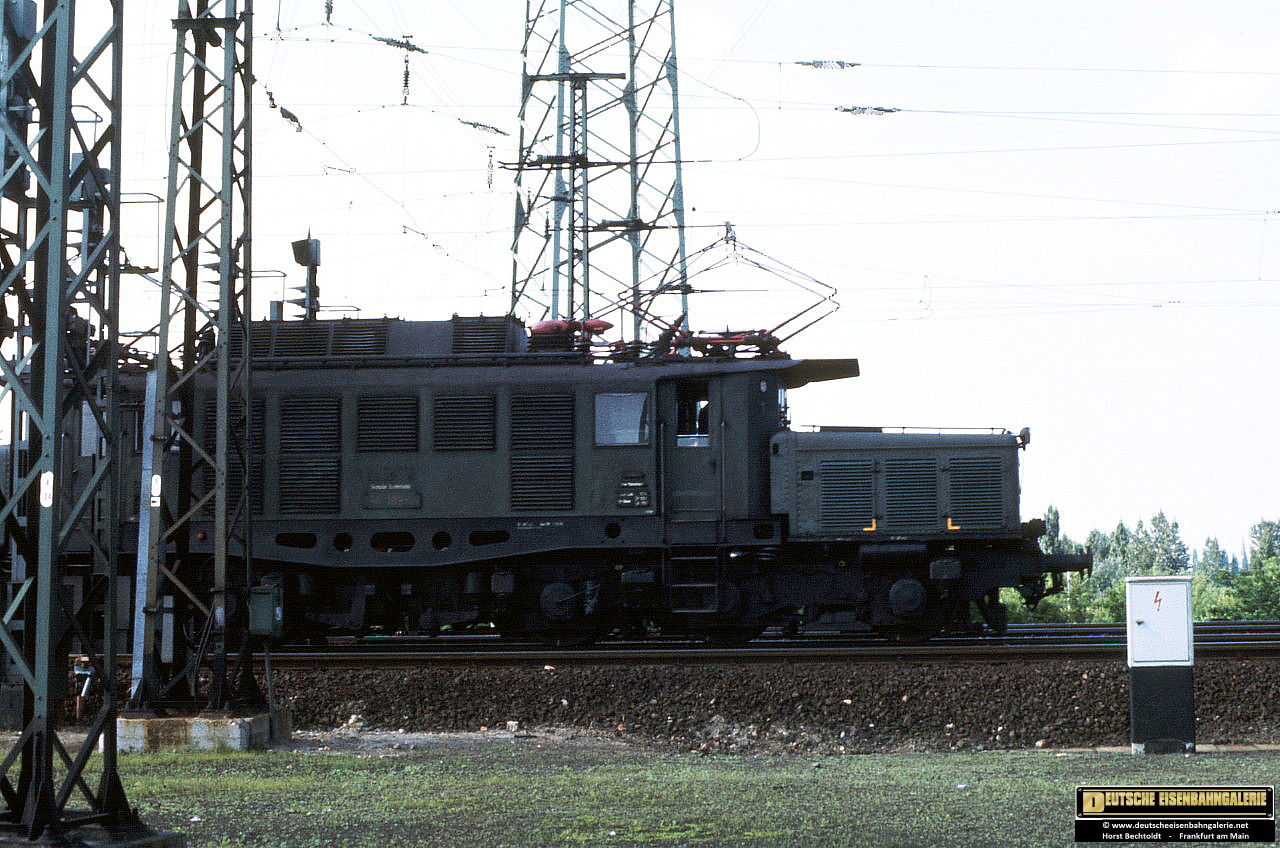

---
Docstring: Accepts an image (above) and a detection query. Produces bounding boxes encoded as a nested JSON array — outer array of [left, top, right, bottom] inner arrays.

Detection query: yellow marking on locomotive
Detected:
[[862, 518, 877, 532], [947, 517, 961, 531]]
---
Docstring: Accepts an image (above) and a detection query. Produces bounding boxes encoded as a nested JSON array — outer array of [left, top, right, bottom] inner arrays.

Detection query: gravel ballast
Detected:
[[270, 658, 1280, 753]]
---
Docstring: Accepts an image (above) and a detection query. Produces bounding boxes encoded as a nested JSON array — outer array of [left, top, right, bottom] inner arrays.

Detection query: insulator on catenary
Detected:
[[795, 59, 860, 69]]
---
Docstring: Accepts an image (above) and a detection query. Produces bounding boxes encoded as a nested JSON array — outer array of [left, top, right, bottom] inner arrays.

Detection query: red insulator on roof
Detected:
[[529, 319, 572, 334]]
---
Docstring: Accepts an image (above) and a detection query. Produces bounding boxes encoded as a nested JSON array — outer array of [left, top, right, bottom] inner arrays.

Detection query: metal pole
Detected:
[[663, 0, 691, 330], [625, 2, 642, 341]]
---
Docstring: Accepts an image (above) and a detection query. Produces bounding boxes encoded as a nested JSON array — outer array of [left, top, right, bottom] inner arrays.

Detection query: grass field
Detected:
[[111, 735, 1280, 847]]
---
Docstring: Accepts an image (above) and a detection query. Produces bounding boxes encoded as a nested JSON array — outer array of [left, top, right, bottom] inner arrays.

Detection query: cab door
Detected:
[[660, 377, 722, 523]]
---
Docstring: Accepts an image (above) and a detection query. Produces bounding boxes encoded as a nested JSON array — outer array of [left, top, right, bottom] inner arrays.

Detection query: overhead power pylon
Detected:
[[0, 0, 155, 841], [511, 0, 691, 343], [130, 0, 257, 715]]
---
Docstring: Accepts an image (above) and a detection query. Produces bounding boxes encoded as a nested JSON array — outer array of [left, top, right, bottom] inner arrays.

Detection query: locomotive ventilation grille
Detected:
[[510, 393, 574, 510], [280, 397, 340, 451], [947, 457, 1005, 529], [510, 394, 574, 449], [433, 396, 497, 450], [278, 457, 341, 514], [883, 458, 939, 531], [509, 455, 574, 511], [227, 325, 271, 360], [451, 316, 512, 354], [818, 460, 874, 531], [269, 323, 330, 358], [357, 396, 418, 452], [200, 399, 264, 513], [332, 323, 389, 356], [279, 396, 341, 513], [233, 320, 390, 359]]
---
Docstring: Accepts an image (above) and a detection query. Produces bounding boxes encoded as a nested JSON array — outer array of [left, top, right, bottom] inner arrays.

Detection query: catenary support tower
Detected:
[[511, 0, 691, 343], [0, 0, 149, 840], [130, 0, 256, 713]]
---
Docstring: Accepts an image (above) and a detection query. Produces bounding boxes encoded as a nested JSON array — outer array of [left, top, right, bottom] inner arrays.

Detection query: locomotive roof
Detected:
[[244, 316, 859, 389]]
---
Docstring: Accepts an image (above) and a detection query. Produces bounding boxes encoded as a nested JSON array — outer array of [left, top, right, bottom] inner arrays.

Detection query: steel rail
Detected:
[[91, 623, 1280, 670], [260, 634, 1280, 670]]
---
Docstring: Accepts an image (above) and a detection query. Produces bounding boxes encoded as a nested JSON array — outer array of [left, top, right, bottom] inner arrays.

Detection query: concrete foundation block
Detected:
[[114, 711, 291, 753]]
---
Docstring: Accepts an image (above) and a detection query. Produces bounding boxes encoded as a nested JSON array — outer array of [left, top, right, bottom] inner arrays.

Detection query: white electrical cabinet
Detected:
[[1125, 576, 1193, 667]]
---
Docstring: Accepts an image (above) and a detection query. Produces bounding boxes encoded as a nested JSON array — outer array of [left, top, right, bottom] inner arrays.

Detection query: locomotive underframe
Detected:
[[241, 533, 1085, 640]]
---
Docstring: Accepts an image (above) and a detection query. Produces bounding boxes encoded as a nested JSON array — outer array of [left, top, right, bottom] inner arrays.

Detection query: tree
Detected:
[[1232, 555, 1280, 620], [1192, 537, 1239, 620], [1077, 515, 1188, 621], [1148, 512, 1190, 573], [1040, 505, 1085, 556], [1249, 521, 1280, 561], [1061, 570, 1094, 622], [1232, 522, 1280, 619], [1088, 521, 1143, 591], [1198, 538, 1230, 575], [1006, 513, 1271, 623]]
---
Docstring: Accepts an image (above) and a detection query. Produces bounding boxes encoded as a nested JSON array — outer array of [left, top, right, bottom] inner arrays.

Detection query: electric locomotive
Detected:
[[118, 313, 1088, 643]]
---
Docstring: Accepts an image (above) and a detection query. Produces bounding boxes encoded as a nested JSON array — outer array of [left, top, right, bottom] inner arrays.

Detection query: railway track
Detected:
[[260, 621, 1280, 669]]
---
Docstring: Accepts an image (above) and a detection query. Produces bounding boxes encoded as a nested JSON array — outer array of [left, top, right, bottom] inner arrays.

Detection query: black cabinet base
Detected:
[[1130, 665, 1195, 754]]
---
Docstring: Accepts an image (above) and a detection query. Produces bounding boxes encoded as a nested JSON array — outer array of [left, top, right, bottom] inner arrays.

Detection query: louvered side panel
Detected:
[[202, 399, 266, 450], [818, 459, 874, 531], [510, 394, 574, 449], [241, 398, 266, 513], [200, 399, 265, 513], [333, 322, 389, 356], [357, 396, 418, 452], [229, 324, 271, 360], [280, 397, 341, 452], [948, 457, 1006, 530], [510, 455, 574, 511], [433, 396, 496, 450], [279, 456, 341, 513], [250, 324, 272, 357], [271, 323, 331, 357], [883, 458, 939, 531], [451, 317, 510, 354], [510, 394, 575, 510]]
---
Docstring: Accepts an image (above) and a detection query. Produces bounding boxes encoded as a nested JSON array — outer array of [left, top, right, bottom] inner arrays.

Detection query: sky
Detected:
[[115, 1, 1280, 554]]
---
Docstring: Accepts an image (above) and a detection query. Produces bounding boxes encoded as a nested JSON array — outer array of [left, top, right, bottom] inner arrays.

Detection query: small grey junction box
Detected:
[[1125, 576, 1194, 754], [249, 585, 284, 639]]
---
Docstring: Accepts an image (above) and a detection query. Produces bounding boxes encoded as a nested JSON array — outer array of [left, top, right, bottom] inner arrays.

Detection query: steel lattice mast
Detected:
[[131, 0, 255, 713], [0, 0, 149, 839], [512, 0, 690, 343]]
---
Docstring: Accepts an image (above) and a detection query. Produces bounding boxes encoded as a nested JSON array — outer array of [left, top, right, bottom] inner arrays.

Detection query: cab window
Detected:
[[676, 382, 709, 447], [594, 392, 651, 445]]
